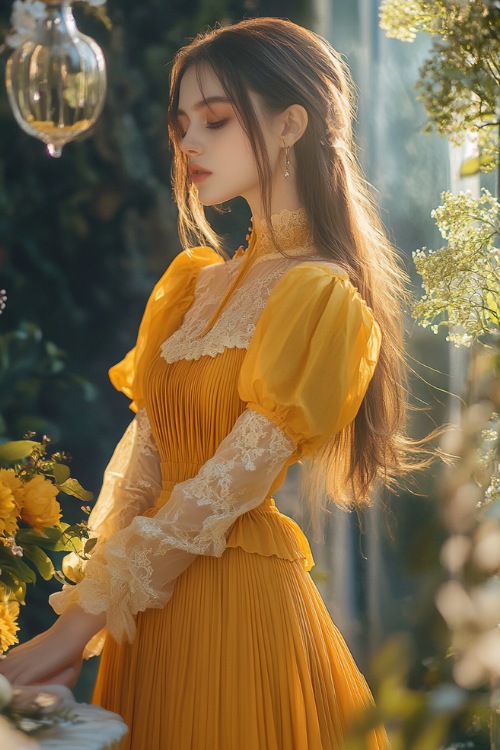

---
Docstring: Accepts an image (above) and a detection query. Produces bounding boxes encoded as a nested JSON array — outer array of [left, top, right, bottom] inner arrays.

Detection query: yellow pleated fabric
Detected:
[[94, 248, 388, 749]]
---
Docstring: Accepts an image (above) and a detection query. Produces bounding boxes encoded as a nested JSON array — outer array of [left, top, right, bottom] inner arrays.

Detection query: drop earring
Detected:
[[283, 146, 290, 179]]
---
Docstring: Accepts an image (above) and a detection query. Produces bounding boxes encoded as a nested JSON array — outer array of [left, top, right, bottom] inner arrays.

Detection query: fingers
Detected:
[[40, 666, 77, 688], [0, 652, 78, 687]]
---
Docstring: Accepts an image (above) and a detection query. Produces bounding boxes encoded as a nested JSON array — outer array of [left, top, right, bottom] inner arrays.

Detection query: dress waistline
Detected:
[[155, 460, 276, 513]]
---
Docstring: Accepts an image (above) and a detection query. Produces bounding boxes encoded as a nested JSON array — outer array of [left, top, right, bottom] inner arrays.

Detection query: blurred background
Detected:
[[0, 0, 485, 745]]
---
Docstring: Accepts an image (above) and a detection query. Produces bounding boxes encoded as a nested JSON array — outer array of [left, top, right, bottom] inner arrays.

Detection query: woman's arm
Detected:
[[0, 606, 106, 687], [50, 408, 296, 646], [86, 407, 162, 544]]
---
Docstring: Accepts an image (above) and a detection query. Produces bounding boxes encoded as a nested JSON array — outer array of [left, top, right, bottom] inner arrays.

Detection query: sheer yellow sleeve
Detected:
[[238, 263, 382, 456], [108, 247, 223, 412]]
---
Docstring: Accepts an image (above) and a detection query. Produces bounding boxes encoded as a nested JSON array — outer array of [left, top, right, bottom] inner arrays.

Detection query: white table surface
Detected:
[[0, 703, 128, 750]]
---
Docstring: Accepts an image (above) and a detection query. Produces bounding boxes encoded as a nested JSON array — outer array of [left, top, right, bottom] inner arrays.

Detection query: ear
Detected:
[[279, 104, 308, 147]]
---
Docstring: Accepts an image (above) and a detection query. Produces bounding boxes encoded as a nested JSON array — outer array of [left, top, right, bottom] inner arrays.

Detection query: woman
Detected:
[[0, 17, 411, 749]]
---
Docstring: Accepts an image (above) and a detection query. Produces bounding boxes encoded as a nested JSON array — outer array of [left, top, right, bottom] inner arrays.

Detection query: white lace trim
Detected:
[[160, 257, 296, 363]]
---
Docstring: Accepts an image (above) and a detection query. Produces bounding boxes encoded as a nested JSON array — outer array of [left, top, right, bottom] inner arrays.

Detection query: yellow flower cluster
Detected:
[[0, 469, 62, 653], [20, 474, 61, 530], [0, 470, 22, 537], [0, 588, 19, 653], [0, 468, 61, 534]]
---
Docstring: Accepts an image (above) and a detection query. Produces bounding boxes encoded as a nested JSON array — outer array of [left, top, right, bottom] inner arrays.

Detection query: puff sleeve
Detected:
[[109, 247, 223, 412], [238, 262, 382, 455]]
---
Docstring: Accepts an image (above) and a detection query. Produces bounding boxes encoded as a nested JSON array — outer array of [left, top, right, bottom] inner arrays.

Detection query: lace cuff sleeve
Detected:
[[87, 407, 162, 543], [51, 410, 294, 646], [49, 408, 161, 655]]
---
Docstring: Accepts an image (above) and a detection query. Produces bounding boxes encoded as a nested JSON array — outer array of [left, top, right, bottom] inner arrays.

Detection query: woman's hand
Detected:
[[0, 605, 105, 687]]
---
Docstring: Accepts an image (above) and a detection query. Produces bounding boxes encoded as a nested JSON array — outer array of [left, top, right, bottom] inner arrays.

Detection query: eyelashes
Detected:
[[206, 119, 228, 130], [177, 119, 229, 140]]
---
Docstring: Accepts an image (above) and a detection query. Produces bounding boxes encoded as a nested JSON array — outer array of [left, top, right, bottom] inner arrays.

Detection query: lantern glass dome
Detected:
[[5, 0, 107, 157]]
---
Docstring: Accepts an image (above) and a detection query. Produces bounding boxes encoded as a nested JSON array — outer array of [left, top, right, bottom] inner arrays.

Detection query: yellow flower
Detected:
[[0, 595, 19, 653], [20, 474, 61, 530], [0, 469, 23, 537]]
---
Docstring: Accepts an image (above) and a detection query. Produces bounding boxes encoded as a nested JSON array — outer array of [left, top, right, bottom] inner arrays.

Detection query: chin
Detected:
[[198, 192, 239, 207], [195, 182, 252, 208]]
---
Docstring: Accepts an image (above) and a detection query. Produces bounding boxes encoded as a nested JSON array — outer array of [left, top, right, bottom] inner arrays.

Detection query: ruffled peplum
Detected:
[[225, 501, 314, 571], [143, 489, 314, 573]]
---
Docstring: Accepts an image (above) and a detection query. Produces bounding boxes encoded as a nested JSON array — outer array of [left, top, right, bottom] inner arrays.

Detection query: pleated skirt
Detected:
[[92, 544, 388, 750]]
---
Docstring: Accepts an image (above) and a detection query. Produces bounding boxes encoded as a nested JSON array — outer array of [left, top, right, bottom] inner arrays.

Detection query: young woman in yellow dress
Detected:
[[0, 17, 413, 749]]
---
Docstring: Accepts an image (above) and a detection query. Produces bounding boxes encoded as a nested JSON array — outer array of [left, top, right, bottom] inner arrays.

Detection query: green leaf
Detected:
[[15, 526, 69, 552], [460, 154, 493, 177], [52, 462, 71, 484], [485, 291, 500, 325], [57, 478, 94, 502], [22, 546, 55, 581], [0, 440, 41, 463], [84, 537, 97, 555], [0, 553, 37, 585], [0, 570, 24, 597]]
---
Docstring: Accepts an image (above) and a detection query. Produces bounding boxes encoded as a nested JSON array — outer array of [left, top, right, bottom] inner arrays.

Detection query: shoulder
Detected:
[[165, 246, 224, 281], [285, 257, 350, 281], [267, 258, 359, 311], [256, 257, 379, 346], [149, 247, 223, 304]]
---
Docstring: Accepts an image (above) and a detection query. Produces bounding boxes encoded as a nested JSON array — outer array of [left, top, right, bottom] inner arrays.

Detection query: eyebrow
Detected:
[[176, 96, 232, 117]]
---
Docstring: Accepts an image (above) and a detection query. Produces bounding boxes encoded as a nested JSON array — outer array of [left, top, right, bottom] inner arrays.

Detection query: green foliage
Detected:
[[0, 321, 98, 442], [341, 634, 490, 749], [380, 0, 500, 172], [0, 435, 92, 602], [412, 188, 500, 346]]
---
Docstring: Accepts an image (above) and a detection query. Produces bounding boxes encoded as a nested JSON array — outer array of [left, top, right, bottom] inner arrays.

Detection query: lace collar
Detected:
[[235, 207, 314, 263], [200, 207, 314, 337]]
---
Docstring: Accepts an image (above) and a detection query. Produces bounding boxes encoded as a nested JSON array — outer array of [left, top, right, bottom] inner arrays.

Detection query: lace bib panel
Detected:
[[160, 254, 327, 363]]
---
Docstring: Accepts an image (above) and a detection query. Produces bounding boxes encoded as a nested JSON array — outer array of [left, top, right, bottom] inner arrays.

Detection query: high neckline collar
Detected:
[[243, 207, 314, 261], [200, 208, 314, 338]]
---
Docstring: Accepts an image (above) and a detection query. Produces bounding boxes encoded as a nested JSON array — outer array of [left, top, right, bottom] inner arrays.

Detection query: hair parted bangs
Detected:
[[167, 18, 431, 518]]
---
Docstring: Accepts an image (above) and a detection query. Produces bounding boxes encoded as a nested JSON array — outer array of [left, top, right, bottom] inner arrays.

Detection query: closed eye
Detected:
[[207, 119, 228, 130]]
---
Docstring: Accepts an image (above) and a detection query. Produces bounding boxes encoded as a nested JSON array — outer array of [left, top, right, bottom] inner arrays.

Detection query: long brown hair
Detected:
[[168, 18, 421, 511]]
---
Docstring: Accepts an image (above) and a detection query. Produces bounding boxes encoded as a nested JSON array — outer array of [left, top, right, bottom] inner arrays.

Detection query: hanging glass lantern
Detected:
[[5, 0, 107, 158]]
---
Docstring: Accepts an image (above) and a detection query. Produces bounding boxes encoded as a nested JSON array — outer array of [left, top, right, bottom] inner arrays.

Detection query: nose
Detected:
[[179, 127, 203, 157]]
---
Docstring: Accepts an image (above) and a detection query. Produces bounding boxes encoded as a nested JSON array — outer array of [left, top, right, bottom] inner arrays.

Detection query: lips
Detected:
[[189, 164, 212, 176]]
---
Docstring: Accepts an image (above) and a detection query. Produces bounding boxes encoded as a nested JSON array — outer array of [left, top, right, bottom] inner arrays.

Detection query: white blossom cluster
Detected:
[[379, 0, 446, 42], [413, 189, 500, 347], [6, 0, 106, 48]]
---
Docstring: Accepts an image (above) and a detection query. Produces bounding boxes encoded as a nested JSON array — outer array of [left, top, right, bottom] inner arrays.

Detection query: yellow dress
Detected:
[[50, 209, 388, 749]]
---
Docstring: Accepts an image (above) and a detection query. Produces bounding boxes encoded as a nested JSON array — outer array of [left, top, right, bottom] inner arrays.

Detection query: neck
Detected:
[[244, 161, 303, 222], [247, 207, 313, 260]]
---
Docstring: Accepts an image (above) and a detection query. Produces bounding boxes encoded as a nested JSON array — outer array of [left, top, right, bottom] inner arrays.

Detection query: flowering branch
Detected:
[[412, 189, 500, 347], [379, 0, 500, 173]]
